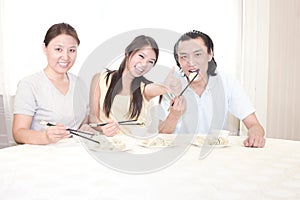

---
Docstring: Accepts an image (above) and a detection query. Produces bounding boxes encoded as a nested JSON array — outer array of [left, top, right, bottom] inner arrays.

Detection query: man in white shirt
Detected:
[[159, 30, 265, 148]]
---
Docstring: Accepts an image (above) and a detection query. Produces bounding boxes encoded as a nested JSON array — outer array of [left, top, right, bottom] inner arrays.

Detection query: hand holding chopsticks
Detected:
[[40, 121, 100, 144]]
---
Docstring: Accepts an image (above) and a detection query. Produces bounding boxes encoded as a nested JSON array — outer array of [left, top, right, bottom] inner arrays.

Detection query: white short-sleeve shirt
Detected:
[[159, 71, 255, 134], [14, 71, 88, 131]]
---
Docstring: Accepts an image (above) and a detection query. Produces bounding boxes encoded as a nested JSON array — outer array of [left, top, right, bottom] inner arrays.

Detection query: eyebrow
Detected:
[[178, 49, 203, 55], [193, 49, 203, 53], [54, 44, 78, 48]]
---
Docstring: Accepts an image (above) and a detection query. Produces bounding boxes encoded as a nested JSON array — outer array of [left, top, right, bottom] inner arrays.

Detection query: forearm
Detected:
[[158, 96, 185, 134], [248, 124, 265, 137], [144, 83, 169, 100], [158, 113, 181, 134], [242, 113, 266, 147], [88, 114, 104, 132], [243, 113, 265, 137], [13, 128, 50, 145]]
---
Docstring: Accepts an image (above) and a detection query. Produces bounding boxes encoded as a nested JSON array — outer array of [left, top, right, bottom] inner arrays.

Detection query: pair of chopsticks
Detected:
[[178, 72, 199, 96], [171, 71, 199, 106], [89, 119, 144, 127], [40, 121, 100, 144]]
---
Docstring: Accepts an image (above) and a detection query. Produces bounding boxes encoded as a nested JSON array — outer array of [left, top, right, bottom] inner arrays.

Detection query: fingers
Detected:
[[170, 96, 186, 116], [163, 66, 175, 87], [243, 135, 265, 148], [163, 67, 182, 95], [46, 124, 70, 143], [254, 137, 265, 148], [171, 96, 183, 107], [174, 96, 186, 107], [170, 79, 182, 96], [166, 66, 175, 79], [101, 121, 119, 137], [243, 139, 249, 147]]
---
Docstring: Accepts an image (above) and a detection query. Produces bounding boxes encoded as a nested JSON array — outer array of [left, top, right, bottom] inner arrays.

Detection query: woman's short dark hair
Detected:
[[43, 22, 80, 47]]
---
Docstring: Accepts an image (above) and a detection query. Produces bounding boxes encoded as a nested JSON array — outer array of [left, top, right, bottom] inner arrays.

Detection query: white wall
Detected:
[[241, 0, 270, 134], [242, 0, 300, 140], [267, 0, 300, 140], [1, 0, 242, 95]]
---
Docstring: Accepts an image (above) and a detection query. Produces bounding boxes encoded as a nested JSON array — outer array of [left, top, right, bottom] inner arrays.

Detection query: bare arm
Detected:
[[144, 83, 169, 101], [158, 96, 185, 134], [88, 73, 119, 136], [12, 114, 70, 144], [88, 73, 102, 129], [242, 113, 266, 148], [144, 66, 182, 101]]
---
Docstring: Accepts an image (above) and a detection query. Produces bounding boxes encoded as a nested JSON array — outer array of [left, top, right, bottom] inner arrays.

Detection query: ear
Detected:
[[208, 49, 214, 62], [42, 43, 47, 55]]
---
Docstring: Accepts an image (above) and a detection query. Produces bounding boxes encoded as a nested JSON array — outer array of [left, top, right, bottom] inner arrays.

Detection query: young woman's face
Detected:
[[126, 46, 157, 78], [43, 34, 78, 74], [177, 38, 212, 79]]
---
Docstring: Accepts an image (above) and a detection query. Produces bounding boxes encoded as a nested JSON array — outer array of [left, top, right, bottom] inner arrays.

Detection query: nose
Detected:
[[139, 59, 149, 67], [187, 57, 196, 66], [61, 50, 69, 60]]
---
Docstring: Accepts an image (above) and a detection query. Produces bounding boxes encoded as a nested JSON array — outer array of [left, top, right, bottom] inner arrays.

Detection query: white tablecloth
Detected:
[[0, 136, 300, 200]]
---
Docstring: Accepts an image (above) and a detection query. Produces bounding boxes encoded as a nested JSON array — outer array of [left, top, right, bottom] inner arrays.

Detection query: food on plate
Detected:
[[193, 135, 229, 146], [140, 135, 175, 147], [87, 135, 126, 151]]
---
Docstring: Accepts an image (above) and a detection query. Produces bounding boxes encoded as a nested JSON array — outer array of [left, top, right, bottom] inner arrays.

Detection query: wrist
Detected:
[[168, 111, 181, 121]]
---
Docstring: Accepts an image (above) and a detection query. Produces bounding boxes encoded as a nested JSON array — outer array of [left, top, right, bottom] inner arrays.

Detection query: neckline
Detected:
[[42, 70, 71, 96]]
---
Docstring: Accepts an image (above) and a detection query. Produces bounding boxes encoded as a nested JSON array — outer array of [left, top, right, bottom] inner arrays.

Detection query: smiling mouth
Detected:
[[189, 69, 199, 73], [188, 69, 200, 81], [135, 66, 144, 72], [58, 62, 68, 67]]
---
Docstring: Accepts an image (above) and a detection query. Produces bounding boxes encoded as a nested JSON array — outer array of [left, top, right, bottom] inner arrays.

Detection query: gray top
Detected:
[[14, 70, 88, 131]]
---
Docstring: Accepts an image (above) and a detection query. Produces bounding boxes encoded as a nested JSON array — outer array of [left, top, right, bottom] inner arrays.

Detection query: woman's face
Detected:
[[177, 37, 212, 80], [126, 46, 157, 78], [43, 34, 78, 74]]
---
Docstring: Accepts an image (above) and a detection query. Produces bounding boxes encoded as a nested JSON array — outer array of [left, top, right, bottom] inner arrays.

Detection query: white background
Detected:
[[1, 0, 242, 94]]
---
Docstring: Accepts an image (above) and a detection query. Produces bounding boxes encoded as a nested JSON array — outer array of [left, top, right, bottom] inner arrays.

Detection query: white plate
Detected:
[[83, 135, 133, 152], [138, 135, 176, 148], [191, 134, 229, 148], [139, 142, 176, 148], [191, 143, 230, 148]]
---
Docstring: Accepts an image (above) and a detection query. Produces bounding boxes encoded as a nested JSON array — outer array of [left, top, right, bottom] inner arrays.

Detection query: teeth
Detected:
[[136, 66, 144, 72], [188, 70, 199, 80], [189, 69, 199, 73], [59, 62, 68, 67]]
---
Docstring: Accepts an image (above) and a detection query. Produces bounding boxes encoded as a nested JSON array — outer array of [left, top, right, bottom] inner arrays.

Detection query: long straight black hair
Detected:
[[103, 35, 159, 119]]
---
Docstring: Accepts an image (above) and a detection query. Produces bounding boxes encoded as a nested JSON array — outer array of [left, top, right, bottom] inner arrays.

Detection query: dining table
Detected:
[[0, 134, 299, 200]]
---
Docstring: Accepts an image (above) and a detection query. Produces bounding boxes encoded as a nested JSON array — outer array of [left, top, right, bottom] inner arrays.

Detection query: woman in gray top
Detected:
[[13, 23, 88, 144]]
